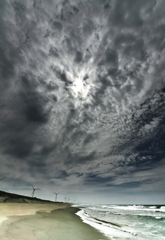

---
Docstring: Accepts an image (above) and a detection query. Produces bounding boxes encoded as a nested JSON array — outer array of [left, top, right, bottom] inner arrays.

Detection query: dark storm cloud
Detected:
[[85, 174, 115, 186], [74, 51, 83, 63], [83, 133, 97, 145], [20, 75, 50, 124], [0, 0, 165, 200], [0, 71, 51, 161]]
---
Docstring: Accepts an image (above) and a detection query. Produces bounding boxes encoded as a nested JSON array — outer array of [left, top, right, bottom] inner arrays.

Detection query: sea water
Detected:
[[73, 204, 165, 239]]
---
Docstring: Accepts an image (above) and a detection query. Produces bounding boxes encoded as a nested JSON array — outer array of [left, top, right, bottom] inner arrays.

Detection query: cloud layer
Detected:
[[0, 0, 165, 202]]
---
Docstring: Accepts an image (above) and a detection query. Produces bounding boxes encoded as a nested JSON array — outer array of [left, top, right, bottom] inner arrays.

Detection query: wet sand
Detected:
[[0, 203, 110, 240]]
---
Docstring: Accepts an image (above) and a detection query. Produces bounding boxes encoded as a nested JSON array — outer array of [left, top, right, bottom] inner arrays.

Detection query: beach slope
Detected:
[[0, 203, 110, 240]]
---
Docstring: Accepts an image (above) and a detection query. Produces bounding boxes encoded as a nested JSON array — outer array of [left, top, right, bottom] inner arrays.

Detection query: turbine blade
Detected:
[[0, 177, 6, 181]]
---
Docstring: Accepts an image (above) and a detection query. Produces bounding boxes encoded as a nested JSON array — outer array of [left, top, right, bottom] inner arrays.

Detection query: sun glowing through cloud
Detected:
[[68, 67, 97, 106], [69, 69, 89, 100], [74, 77, 84, 93]]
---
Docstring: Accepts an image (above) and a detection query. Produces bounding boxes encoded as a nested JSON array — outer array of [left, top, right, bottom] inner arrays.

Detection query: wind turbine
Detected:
[[31, 185, 39, 198], [54, 192, 60, 202]]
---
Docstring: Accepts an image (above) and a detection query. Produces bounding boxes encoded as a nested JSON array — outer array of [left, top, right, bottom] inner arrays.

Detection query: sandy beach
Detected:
[[0, 203, 110, 240]]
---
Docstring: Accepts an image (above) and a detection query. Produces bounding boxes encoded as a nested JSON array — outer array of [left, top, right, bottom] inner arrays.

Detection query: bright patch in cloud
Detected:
[[73, 77, 84, 94]]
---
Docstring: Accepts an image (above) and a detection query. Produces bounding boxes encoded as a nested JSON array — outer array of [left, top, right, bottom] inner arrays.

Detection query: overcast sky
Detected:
[[0, 0, 165, 204]]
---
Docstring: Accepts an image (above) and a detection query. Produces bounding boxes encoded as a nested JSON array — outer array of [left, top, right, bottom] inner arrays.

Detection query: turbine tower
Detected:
[[54, 192, 60, 202], [31, 185, 39, 198]]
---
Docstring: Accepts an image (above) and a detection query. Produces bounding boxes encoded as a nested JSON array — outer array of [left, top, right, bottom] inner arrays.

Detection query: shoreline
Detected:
[[0, 203, 110, 240]]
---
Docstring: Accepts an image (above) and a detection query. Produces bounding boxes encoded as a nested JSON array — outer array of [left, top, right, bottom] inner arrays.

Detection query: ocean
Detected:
[[73, 204, 165, 240]]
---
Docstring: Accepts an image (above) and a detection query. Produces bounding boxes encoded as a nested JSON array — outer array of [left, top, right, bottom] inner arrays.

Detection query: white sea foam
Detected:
[[100, 205, 165, 213], [76, 209, 137, 239], [160, 206, 165, 212], [74, 204, 165, 240]]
